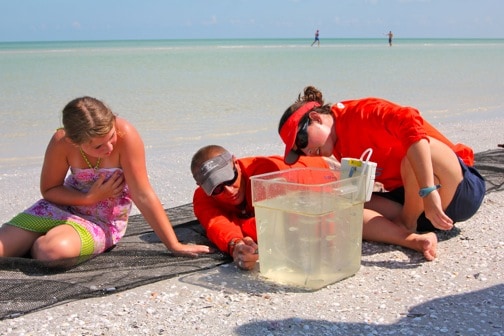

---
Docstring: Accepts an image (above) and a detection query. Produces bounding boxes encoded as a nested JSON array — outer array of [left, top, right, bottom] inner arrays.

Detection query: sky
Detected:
[[0, 0, 503, 42]]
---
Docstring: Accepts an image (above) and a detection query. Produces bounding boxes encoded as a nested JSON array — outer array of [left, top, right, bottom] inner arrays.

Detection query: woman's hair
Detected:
[[277, 86, 332, 133], [62, 96, 116, 144]]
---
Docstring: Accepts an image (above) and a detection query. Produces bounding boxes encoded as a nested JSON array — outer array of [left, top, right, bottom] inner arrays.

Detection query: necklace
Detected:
[[80, 147, 101, 170]]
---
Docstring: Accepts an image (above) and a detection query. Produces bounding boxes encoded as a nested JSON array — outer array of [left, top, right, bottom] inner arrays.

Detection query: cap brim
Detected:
[[284, 149, 300, 165], [279, 101, 321, 166]]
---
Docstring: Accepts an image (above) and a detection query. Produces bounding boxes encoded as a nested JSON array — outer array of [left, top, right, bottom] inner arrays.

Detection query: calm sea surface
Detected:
[[1, 38, 503, 216]]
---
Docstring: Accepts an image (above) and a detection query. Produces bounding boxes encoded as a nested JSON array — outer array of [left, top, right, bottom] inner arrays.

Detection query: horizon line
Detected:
[[1, 36, 503, 44]]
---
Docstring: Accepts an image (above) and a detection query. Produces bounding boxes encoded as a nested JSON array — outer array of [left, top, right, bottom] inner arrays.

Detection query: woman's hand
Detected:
[[232, 237, 259, 270], [423, 190, 453, 230], [87, 170, 125, 202], [169, 242, 213, 257]]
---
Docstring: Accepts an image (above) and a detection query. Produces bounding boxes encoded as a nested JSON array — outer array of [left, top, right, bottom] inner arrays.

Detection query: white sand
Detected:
[[1, 192, 502, 335], [0, 118, 503, 335]]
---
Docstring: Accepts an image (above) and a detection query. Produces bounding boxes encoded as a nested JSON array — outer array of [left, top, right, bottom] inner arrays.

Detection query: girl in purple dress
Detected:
[[0, 97, 211, 265]]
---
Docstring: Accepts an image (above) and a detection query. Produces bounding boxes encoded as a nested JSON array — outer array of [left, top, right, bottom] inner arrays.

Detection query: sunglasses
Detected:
[[295, 118, 309, 151], [212, 169, 239, 196]]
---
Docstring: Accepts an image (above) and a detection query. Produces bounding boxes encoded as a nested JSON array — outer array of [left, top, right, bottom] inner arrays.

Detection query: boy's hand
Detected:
[[233, 237, 259, 270]]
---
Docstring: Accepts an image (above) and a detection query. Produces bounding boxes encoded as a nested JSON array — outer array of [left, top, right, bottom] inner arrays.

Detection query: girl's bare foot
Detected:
[[406, 232, 438, 261]]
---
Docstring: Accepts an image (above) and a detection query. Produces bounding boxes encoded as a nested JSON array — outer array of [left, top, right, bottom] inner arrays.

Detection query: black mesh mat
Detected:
[[474, 148, 504, 193], [0, 203, 230, 319], [0, 149, 502, 320]]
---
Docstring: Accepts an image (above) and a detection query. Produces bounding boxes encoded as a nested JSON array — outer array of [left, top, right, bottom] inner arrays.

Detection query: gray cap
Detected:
[[193, 151, 235, 196]]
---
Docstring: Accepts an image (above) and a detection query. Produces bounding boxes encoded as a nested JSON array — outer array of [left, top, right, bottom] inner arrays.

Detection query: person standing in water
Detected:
[[387, 31, 394, 46], [311, 30, 320, 47]]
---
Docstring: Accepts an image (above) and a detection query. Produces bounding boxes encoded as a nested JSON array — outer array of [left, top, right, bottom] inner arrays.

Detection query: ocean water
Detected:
[[1, 38, 503, 218]]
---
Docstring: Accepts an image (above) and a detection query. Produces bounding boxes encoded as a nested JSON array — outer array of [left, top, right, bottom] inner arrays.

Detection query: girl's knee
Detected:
[[31, 235, 81, 261]]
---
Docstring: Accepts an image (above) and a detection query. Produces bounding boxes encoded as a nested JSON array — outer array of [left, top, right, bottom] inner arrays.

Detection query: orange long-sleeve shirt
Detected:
[[331, 98, 474, 191], [192, 155, 330, 253]]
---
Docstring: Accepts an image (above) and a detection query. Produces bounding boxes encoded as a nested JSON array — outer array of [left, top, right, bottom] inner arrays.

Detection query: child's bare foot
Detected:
[[406, 232, 438, 261]]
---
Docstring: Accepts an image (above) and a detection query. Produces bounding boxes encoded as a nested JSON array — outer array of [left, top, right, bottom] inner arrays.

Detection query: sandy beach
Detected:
[[0, 119, 503, 336], [0, 193, 502, 335]]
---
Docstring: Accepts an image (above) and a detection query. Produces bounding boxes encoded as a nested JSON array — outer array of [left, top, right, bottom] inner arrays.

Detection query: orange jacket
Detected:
[[192, 155, 330, 253], [332, 98, 474, 191]]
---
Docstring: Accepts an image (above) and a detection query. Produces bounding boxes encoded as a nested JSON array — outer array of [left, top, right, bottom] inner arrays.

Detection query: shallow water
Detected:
[[1, 38, 502, 219]]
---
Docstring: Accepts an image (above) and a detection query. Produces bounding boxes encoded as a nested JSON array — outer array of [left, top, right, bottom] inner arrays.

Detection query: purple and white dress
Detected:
[[8, 167, 132, 256]]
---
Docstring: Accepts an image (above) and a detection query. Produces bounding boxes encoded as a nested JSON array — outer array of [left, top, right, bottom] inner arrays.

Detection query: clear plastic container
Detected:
[[251, 168, 365, 290]]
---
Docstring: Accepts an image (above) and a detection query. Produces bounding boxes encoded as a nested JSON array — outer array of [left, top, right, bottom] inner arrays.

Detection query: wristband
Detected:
[[419, 184, 441, 198]]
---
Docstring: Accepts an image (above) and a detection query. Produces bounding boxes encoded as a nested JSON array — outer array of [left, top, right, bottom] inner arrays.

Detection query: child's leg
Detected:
[[400, 137, 463, 230], [363, 208, 438, 261], [31, 224, 82, 261], [0, 224, 42, 257]]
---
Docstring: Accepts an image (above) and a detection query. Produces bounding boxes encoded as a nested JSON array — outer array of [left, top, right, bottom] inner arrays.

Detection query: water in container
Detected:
[[252, 168, 366, 290]]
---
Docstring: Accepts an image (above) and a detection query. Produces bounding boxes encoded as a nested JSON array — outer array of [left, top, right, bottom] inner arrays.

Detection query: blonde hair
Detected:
[[62, 96, 116, 144]]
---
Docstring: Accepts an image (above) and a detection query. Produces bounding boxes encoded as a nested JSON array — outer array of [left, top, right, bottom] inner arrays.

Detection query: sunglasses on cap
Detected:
[[212, 168, 239, 196], [294, 118, 310, 151]]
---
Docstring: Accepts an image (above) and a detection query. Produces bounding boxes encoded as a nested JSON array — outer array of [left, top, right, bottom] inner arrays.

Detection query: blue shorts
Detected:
[[374, 158, 486, 232]]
